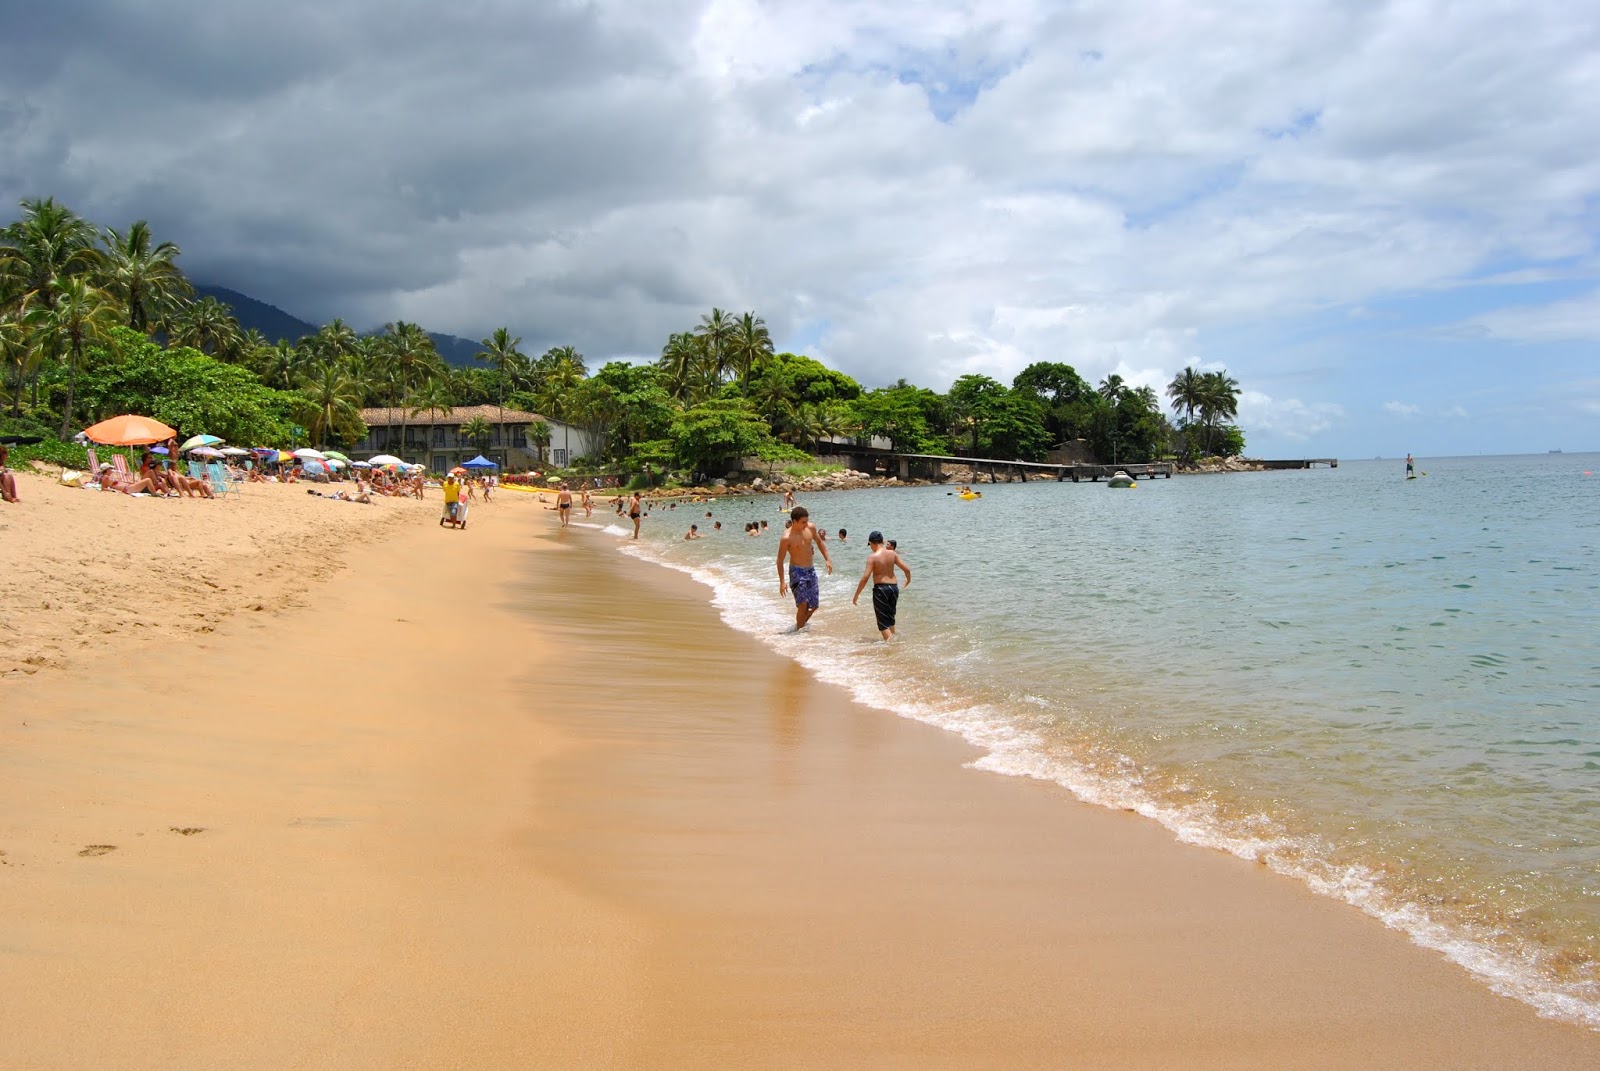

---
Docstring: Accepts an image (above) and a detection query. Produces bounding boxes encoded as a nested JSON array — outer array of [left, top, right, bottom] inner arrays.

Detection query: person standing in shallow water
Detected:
[[556, 483, 573, 527], [777, 505, 832, 631], [628, 491, 642, 540], [852, 531, 911, 641]]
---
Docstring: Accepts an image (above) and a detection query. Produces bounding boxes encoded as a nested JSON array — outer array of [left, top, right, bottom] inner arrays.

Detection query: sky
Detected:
[[2, 0, 1597, 458]]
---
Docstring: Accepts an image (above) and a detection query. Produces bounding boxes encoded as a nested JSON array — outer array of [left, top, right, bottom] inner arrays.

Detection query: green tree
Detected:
[[657, 331, 712, 404], [75, 328, 300, 445], [1166, 366, 1205, 430], [170, 296, 244, 359], [299, 360, 365, 446], [726, 311, 774, 386], [669, 396, 778, 478], [1013, 361, 1091, 443], [475, 326, 525, 436], [408, 377, 456, 465], [694, 307, 737, 383], [100, 220, 190, 334], [0, 197, 103, 320], [582, 361, 674, 464], [946, 374, 1007, 454], [1197, 370, 1241, 455], [30, 276, 120, 436], [377, 320, 441, 453], [458, 415, 493, 457], [0, 308, 41, 417], [534, 349, 585, 423], [849, 385, 945, 453], [527, 420, 551, 465]]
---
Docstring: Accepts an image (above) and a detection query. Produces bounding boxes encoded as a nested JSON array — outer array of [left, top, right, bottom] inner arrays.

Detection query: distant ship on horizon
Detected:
[[1550, 449, 1563, 454]]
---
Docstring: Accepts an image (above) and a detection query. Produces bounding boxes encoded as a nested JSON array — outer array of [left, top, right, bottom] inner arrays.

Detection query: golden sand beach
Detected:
[[3, 468, 1599, 1068]]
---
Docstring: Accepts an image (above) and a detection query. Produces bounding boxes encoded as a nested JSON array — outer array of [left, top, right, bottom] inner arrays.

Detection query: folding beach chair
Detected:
[[206, 462, 240, 499], [107, 453, 142, 493]]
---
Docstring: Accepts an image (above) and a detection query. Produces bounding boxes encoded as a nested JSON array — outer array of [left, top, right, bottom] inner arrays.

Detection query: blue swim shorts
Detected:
[[789, 565, 819, 609]]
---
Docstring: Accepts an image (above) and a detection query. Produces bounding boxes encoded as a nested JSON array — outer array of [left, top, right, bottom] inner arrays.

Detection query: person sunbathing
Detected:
[[99, 462, 164, 496], [0, 445, 19, 504]]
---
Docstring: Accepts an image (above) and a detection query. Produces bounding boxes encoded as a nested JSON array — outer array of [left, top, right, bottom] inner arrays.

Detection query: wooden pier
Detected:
[[1256, 458, 1338, 469]]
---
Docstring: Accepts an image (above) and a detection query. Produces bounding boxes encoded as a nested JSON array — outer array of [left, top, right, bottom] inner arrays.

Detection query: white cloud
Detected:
[[1239, 390, 1345, 440], [1383, 402, 1422, 418], [3, 0, 1599, 417], [1454, 288, 1600, 343]]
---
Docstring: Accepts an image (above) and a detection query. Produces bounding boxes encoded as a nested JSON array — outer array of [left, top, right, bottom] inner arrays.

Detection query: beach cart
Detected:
[[441, 497, 469, 530]]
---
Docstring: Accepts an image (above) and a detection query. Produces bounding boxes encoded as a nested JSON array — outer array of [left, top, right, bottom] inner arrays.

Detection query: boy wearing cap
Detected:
[[852, 531, 911, 641]]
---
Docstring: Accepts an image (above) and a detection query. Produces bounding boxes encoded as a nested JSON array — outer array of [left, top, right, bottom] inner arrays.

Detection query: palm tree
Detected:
[[408, 377, 456, 469], [302, 318, 359, 367], [727, 311, 773, 387], [1166, 366, 1205, 428], [475, 327, 525, 452], [527, 420, 551, 466], [695, 307, 737, 383], [298, 360, 364, 446], [1, 198, 103, 411], [379, 321, 441, 453], [459, 415, 493, 458], [0, 308, 40, 417], [657, 331, 709, 403], [534, 351, 585, 466], [1097, 374, 1127, 403], [251, 340, 303, 391], [170, 296, 243, 357], [748, 369, 796, 439], [0, 197, 104, 319], [100, 220, 191, 334], [1197, 370, 1241, 455], [30, 277, 120, 436]]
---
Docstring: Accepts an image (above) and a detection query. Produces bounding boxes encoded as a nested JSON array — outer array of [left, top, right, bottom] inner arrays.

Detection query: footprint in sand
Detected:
[[78, 845, 117, 857], [169, 827, 206, 836]]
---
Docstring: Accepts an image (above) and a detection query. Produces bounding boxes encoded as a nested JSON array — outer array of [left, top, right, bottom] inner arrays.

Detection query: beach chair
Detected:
[[107, 453, 141, 493], [206, 462, 240, 499]]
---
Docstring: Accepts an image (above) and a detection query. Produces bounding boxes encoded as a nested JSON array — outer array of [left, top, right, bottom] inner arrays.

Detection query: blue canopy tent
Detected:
[[461, 455, 499, 470]]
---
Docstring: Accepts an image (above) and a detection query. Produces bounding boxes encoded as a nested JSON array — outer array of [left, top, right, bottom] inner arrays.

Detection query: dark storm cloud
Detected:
[[0, 0, 708, 321]]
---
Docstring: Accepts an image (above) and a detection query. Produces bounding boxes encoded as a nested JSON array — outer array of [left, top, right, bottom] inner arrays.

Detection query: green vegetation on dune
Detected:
[[2, 197, 1246, 478]]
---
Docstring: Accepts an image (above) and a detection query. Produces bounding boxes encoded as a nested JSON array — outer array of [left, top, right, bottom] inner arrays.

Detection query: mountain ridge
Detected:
[[195, 284, 483, 367]]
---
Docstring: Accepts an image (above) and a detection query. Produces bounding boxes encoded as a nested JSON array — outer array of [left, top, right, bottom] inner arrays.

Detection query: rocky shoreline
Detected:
[[642, 456, 1284, 498]]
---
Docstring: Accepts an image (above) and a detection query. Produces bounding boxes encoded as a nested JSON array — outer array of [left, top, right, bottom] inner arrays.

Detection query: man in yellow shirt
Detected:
[[441, 474, 461, 527]]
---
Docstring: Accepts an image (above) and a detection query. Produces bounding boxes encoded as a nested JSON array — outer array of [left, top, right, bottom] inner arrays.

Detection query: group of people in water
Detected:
[[543, 484, 913, 641], [776, 505, 910, 640]]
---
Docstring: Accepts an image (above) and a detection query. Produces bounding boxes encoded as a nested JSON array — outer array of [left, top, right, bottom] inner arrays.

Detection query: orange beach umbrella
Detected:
[[82, 414, 177, 446]]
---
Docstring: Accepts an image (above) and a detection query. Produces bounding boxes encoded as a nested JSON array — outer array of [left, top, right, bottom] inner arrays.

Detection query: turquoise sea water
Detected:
[[603, 453, 1600, 1026]]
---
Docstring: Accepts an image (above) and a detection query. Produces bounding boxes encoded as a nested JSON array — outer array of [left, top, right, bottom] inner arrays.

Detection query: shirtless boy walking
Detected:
[[851, 531, 911, 641], [777, 506, 833, 631], [556, 483, 573, 527]]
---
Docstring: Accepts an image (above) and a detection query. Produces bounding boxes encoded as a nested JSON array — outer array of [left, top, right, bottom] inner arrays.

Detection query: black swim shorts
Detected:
[[872, 582, 899, 631]]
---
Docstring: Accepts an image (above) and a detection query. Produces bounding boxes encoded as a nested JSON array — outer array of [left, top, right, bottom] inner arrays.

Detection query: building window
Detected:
[[553, 449, 568, 467], [433, 428, 445, 446]]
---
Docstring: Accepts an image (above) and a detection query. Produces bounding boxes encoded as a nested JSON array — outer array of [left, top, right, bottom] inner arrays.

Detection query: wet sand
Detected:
[[4, 491, 1599, 1067], [523, 531, 1600, 1069]]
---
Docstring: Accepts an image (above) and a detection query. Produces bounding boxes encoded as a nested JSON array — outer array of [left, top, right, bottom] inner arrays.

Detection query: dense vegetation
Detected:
[[2, 197, 1245, 478]]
